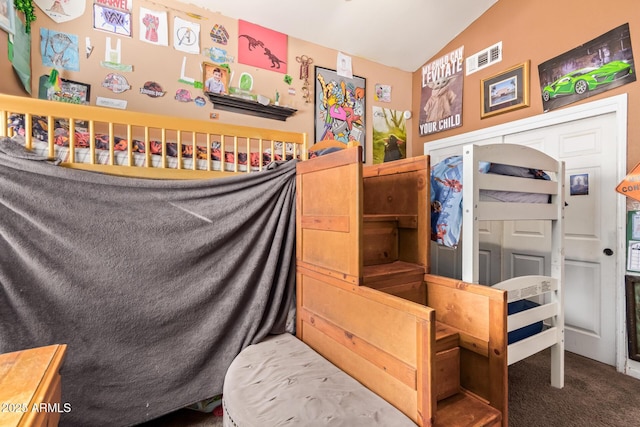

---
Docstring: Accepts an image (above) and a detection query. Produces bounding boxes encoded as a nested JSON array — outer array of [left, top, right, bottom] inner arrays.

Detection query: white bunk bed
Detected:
[[432, 142, 565, 388]]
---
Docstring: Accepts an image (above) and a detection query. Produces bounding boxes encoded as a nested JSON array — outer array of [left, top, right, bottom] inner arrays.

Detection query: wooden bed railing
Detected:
[[0, 94, 307, 179]]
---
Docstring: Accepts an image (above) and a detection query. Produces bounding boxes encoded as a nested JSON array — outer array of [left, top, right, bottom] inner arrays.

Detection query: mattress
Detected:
[[222, 333, 417, 427]]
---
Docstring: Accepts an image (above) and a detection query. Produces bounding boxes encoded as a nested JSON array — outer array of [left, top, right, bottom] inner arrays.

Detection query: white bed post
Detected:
[[462, 144, 479, 283], [550, 160, 566, 388]]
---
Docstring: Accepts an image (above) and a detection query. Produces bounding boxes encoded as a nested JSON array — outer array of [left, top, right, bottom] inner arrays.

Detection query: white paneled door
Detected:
[[428, 99, 624, 367], [503, 112, 617, 365]]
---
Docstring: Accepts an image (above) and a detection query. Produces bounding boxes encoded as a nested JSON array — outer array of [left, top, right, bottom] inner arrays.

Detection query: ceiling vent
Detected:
[[466, 42, 502, 75]]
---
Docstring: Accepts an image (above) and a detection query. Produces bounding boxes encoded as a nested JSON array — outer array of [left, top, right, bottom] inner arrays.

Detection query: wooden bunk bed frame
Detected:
[[297, 146, 509, 426], [0, 94, 307, 179]]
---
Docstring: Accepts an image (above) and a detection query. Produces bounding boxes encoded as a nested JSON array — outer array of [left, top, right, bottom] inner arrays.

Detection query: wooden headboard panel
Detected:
[[297, 266, 436, 426], [424, 273, 508, 423]]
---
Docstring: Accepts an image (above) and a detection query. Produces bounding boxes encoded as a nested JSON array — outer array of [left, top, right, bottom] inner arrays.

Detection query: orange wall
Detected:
[[0, 0, 412, 163], [412, 0, 640, 170]]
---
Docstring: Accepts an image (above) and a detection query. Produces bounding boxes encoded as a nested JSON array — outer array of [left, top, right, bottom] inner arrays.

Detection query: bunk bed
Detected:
[[0, 94, 306, 426], [427, 142, 565, 387], [0, 93, 307, 179]]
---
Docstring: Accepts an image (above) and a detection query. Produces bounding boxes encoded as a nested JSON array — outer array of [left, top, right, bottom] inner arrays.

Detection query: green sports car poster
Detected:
[[538, 23, 635, 112]]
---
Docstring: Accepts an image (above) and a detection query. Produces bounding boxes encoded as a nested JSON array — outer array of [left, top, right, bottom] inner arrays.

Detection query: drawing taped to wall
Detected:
[[35, 0, 86, 24], [93, 4, 131, 37], [40, 28, 80, 71], [173, 16, 200, 54], [139, 7, 168, 46]]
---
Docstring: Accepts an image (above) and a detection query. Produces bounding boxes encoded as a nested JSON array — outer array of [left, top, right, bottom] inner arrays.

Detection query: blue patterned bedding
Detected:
[[430, 156, 550, 248]]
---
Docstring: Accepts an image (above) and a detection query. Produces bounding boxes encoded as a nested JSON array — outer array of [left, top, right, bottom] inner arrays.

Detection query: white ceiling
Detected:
[[176, 0, 498, 72]]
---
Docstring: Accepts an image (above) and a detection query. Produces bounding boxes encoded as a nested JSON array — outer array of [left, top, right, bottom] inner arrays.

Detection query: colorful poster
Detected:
[[173, 16, 200, 54], [419, 46, 464, 136], [372, 106, 407, 164], [93, 4, 131, 37], [40, 28, 80, 71], [539, 23, 635, 112], [139, 7, 168, 46], [238, 20, 287, 74], [314, 66, 366, 150], [35, 0, 86, 24]]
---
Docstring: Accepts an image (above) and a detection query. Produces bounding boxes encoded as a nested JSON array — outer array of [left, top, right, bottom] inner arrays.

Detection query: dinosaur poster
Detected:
[[419, 46, 464, 136], [238, 20, 287, 74]]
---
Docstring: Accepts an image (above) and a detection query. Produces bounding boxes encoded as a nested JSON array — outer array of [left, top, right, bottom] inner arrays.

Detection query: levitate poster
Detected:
[[419, 46, 464, 136]]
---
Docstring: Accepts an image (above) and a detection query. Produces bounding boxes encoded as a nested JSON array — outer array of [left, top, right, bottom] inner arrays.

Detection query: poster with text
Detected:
[[419, 46, 464, 136]]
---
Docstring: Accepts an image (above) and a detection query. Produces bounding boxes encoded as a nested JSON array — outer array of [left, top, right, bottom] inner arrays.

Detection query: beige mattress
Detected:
[[222, 333, 417, 426]]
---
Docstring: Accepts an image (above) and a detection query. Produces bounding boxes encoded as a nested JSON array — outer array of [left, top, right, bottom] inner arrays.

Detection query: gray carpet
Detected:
[[509, 349, 640, 427], [140, 349, 640, 426]]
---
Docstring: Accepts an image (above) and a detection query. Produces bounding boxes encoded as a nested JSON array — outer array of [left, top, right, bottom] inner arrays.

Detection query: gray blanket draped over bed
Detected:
[[0, 137, 297, 426]]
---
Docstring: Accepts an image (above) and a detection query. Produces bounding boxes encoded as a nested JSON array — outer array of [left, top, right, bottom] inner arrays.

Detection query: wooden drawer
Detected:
[[0, 345, 67, 427]]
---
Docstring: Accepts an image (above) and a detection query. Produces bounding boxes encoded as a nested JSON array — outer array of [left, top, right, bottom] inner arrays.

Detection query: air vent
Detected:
[[466, 42, 502, 75]]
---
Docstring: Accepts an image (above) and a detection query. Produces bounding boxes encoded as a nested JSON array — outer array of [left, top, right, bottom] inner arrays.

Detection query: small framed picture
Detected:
[[202, 62, 229, 95], [0, 0, 16, 35], [481, 61, 530, 119], [38, 75, 91, 105]]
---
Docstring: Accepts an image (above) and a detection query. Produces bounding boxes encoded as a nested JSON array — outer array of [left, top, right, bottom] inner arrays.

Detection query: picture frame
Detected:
[[37, 75, 91, 105], [481, 61, 530, 119], [0, 0, 16, 35], [625, 275, 640, 362], [314, 66, 366, 154], [202, 62, 229, 95]]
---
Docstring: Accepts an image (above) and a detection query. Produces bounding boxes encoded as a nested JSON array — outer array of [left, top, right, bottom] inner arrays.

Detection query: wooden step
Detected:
[[435, 321, 460, 353], [362, 261, 425, 304], [435, 390, 502, 427]]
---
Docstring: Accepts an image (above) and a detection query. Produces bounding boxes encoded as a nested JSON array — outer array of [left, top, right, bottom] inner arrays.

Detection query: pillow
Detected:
[[488, 163, 536, 178]]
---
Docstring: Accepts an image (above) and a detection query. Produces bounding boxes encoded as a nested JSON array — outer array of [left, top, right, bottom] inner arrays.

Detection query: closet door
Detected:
[[503, 112, 618, 366], [429, 137, 502, 285]]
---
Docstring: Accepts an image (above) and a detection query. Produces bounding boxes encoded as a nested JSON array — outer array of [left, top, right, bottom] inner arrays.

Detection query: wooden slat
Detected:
[[508, 327, 558, 365], [476, 173, 558, 194], [475, 201, 558, 221], [493, 275, 558, 301], [508, 302, 558, 332]]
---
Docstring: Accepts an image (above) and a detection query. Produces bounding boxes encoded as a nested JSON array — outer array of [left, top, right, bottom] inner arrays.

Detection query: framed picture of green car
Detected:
[[481, 61, 530, 119]]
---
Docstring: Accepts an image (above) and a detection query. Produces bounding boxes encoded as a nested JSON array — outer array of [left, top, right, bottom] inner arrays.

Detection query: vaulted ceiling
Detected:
[[176, 0, 498, 72]]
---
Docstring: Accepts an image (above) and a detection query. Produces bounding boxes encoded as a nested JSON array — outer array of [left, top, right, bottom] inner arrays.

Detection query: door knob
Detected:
[[603, 248, 614, 256]]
